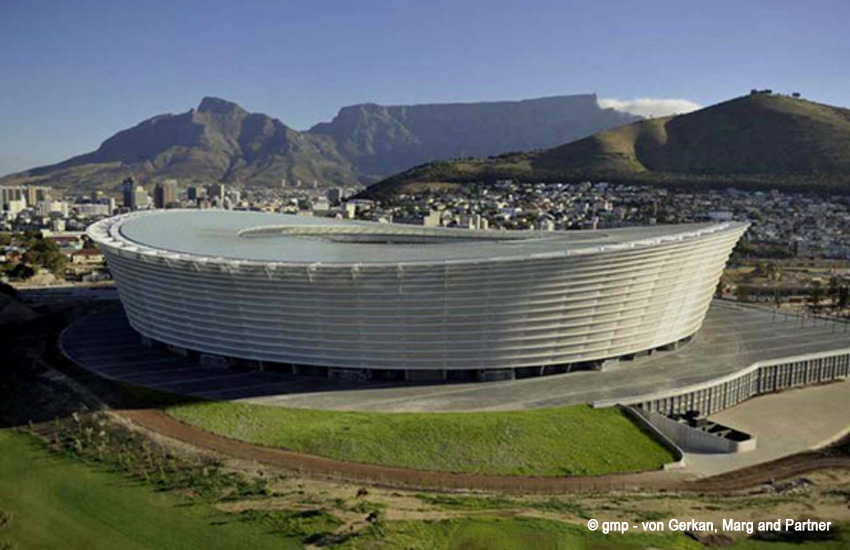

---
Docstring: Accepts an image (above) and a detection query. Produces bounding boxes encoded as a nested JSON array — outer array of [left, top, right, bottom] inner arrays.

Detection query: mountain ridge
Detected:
[[0, 94, 638, 193]]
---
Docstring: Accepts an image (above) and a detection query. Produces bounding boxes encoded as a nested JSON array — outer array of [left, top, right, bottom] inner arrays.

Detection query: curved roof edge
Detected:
[[87, 209, 749, 267]]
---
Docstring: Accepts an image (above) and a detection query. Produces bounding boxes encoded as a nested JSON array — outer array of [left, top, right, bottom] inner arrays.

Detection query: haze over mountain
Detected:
[[0, 94, 638, 193], [361, 93, 850, 198]]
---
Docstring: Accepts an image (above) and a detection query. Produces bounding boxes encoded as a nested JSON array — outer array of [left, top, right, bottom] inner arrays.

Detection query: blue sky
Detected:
[[1, 0, 848, 176]]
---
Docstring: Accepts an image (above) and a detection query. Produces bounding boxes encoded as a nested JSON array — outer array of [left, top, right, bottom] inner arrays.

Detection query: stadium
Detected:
[[87, 210, 748, 382]]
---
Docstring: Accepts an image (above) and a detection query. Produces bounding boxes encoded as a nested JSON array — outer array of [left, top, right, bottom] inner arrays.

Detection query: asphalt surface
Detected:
[[674, 379, 850, 478], [61, 301, 850, 412]]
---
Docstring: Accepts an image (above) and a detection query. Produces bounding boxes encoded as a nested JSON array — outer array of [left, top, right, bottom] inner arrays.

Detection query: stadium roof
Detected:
[[96, 210, 747, 265]]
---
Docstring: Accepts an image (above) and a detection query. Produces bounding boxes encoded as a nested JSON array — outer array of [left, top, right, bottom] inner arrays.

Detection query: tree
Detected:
[[22, 239, 67, 276], [4, 263, 34, 281], [808, 281, 824, 315], [768, 264, 782, 309], [827, 277, 840, 313], [20, 229, 42, 246], [838, 285, 850, 315], [736, 284, 750, 303]]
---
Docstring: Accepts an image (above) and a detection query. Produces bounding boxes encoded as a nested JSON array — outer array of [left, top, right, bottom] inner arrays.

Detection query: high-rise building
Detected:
[[187, 186, 203, 201], [1, 185, 49, 206], [327, 188, 343, 206], [131, 186, 148, 210], [1, 187, 23, 204], [25, 186, 49, 206], [207, 183, 225, 200], [154, 180, 178, 209], [122, 177, 136, 209]]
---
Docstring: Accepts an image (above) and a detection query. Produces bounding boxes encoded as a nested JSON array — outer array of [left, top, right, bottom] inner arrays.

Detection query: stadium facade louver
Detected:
[[88, 211, 748, 381]]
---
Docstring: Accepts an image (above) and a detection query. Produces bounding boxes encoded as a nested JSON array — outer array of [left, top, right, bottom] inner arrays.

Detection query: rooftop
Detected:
[[91, 210, 746, 265]]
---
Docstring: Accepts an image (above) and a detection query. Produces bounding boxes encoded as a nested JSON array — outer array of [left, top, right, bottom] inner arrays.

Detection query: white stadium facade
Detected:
[[88, 211, 748, 382]]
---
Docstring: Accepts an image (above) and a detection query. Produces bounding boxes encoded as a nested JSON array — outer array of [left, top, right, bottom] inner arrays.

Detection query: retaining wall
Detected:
[[630, 407, 756, 454], [595, 349, 850, 417]]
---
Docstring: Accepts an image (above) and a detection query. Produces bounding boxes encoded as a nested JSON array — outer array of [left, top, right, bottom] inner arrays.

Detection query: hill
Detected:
[[0, 95, 637, 194], [361, 94, 850, 198]]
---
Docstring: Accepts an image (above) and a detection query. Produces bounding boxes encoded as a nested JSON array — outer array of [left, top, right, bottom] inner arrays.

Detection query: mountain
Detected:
[[309, 94, 639, 179], [0, 94, 638, 193], [0, 97, 359, 192], [361, 93, 850, 198]]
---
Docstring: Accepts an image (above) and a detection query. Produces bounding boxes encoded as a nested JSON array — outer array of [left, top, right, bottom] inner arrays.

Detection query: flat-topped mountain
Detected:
[[0, 94, 637, 192], [361, 93, 850, 198], [309, 94, 639, 179]]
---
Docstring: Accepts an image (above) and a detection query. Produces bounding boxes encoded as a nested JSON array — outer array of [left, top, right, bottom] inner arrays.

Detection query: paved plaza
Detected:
[[60, 300, 850, 412], [669, 379, 850, 478]]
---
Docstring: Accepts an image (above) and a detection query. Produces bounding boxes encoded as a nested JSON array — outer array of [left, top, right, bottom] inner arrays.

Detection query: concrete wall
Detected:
[[630, 407, 756, 454], [596, 349, 850, 417]]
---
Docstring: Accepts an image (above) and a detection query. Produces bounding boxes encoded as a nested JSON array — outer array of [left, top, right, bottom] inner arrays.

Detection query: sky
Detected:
[[1, 0, 848, 176]]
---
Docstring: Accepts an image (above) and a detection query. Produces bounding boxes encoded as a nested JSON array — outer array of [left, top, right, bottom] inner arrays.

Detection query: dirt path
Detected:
[[687, 454, 850, 492], [119, 408, 850, 494]]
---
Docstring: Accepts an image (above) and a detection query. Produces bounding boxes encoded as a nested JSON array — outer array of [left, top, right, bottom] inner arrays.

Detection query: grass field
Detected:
[[166, 400, 675, 476], [336, 517, 702, 550], [0, 429, 297, 550], [337, 517, 850, 550]]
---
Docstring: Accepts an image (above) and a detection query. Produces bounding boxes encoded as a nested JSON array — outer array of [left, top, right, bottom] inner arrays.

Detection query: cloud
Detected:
[[598, 97, 702, 118]]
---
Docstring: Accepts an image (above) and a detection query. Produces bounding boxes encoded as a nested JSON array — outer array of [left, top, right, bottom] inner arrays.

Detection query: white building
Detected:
[[89, 211, 748, 378]]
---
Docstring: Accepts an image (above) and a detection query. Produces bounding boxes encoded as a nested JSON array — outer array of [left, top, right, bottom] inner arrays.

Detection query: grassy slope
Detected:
[[362, 94, 850, 197], [166, 401, 675, 476], [339, 517, 701, 550], [4, 426, 843, 550], [0, 429, 298, 550], [341, 517, 850, 550]]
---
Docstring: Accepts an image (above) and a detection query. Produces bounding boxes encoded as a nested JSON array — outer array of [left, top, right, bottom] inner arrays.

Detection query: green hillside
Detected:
[[166, 400, 675, 477], [362, 94, 850, 198], [0, 430, 295, 550]]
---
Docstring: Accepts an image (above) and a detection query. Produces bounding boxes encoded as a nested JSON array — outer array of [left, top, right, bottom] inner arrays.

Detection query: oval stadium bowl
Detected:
[[88, 210, 748, 377]]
